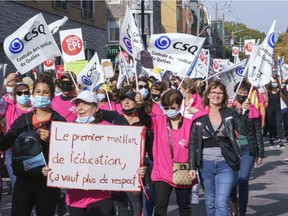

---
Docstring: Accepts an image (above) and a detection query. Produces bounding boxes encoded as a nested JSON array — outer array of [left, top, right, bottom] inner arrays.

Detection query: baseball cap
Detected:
[[60, 71, 77, 83], [71, 90, 99, 104], [119, 91, 136, 101]]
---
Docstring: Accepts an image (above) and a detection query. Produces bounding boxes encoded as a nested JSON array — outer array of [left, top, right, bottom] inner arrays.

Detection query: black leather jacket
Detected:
[[189, 107, 249, 170]]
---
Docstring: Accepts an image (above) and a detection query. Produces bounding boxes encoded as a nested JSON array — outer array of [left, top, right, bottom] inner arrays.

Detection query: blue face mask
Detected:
[[166, 109, 180, 119], [139, 88, 149, 99], [16, 95, 30, 105], [281, 84, 286, 89], [31, 96, 51, 109], [75, 116, 95, 123], [271, 83, 278, 88], [6, 86, 13, 94], [97, 93, 106, 102]]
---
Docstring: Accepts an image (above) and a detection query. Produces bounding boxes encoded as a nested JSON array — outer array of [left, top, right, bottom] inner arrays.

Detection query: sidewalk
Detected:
[[1, 139, 287, 215]]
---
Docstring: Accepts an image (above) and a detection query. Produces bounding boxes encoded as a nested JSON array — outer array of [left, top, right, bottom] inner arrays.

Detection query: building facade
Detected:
[[0, 0, 107, 73]]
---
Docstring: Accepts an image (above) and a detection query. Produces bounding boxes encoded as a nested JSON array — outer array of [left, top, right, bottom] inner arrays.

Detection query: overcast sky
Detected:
[[204, 0, 288, 35]]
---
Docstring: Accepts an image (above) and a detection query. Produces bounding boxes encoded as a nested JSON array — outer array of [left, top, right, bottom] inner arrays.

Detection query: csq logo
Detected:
[[8, 24, 46, 54], [9, 38, 24, 54], [123, 37, 133, 54], [155, 36, 199, 55], [236, 67, 244, 76], [267, 33, 275, 48], [81, 76, 92, 85], [155, 36, 171, 50]]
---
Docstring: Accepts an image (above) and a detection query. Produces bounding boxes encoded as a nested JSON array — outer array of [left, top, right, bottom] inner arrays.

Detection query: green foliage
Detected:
[[275, 32, 288, 61]]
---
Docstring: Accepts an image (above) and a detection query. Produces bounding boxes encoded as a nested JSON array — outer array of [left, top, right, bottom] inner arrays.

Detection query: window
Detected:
[[53, 0, 68, 10], [108, 20, 120, 42], [81, 0, 95, 19], [107, 0, 120, 4]]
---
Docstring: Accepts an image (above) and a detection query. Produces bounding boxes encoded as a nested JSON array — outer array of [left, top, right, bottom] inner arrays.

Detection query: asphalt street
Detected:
[[0, 138, 287, 216]]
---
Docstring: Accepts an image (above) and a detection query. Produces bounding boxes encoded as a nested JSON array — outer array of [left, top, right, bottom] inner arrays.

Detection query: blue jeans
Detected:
[[199, 160, 237, 216], [231, 145, 255, 215], [5, 149, 16, 190]]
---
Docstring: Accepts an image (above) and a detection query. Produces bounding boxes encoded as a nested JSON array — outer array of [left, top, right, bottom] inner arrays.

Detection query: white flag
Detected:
[[3, 13, 61, 75], [190, 58, 207, 79], [278, 56, 288, 80], [43, 58, 56, 71], [48, 16, 68, 35], [244, 39, 255, 56], [148, 33, 205, 76], [77, 53, 104, 91], [247, 20, 276, 88], [117, 50, 129, 89], [120, 7, 144, 58], [59, 28, 85, 62], [219, 60, 247, 98]]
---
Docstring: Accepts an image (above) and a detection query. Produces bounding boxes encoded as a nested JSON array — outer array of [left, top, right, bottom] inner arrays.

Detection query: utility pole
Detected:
[[222, 13, 225, 58], [141, 0, 146, 48], [215, 2, 218, 20], [196, 0, 201, 36]]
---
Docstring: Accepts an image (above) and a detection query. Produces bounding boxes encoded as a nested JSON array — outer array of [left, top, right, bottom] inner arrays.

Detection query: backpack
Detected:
[[12, 115, 48, 178]]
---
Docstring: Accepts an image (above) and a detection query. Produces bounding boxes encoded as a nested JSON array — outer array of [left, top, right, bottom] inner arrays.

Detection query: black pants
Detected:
[[154, 181, 191, 216], [11, 178, 61, 216], [68, 198, 114, 216], [266, 107, 283, 139]]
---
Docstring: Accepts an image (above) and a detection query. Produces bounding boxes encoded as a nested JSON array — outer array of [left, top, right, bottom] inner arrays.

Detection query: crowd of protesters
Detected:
[[0, 68, 287, 216]]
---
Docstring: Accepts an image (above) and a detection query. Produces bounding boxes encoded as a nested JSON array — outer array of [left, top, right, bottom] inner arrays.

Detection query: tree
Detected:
[[274, 32, 288, 61], [223, 21, 266, 61]]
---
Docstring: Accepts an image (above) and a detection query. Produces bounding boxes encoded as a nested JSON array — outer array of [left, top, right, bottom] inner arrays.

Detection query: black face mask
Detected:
[[60, 82, 74, 92], [122, 108, 136, 115], [151, 94, 160, 101], [236, 94, 247, 104]]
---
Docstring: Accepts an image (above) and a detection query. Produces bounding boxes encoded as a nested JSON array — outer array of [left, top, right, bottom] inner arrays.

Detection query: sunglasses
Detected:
[[138, 85, 148, 90], [16, 91, 30, 96]]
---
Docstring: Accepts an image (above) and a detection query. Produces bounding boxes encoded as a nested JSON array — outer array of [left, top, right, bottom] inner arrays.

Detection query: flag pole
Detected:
[[127, 6, 139, 91]]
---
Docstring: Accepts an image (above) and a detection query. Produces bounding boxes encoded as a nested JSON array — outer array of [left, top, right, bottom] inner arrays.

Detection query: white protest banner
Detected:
[[47, 122, 145, 191], [3, 13, 61, 75], [43, 58, 55, 71], [102, 61, 114, 78], [77, 53, 104, 91], [244, 39, 255, 56], [232, 47, 239, 57], [247, 21, 276, 88], [60, 28, 85, 62], [190, 58, 207, 79], [48, 16, 68, 35], [278, 56, 288, 80], [148, 33, 205, 76], [219, 59, 247, 98], [120, 7, 144, 58]]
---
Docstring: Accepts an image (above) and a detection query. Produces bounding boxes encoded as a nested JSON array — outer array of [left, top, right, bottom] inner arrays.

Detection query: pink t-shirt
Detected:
[[151, 114, 192, 188], [66, 189, 111, 208], [51, 95, 77, 122], [180, 94, 203, 120], [2, 96, 32, 131], [98, 101, 116, 111], [151, 102, 163, 117]]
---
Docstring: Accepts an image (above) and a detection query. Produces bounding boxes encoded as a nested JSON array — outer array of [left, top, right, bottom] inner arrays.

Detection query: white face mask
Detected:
[[139, 88, 149, 99], [97, 93, 106, 101], [75, 116, 95, 123], [166, 109, 180, 119]]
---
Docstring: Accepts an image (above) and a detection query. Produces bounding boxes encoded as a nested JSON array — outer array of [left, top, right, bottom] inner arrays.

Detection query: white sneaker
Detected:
[[191, 195, 199, 205]]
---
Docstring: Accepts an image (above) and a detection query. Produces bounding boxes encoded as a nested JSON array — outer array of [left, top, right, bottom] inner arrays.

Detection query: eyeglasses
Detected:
[[16, 91, 30, 96], [138, 85, 148, 90], [163, 106, 179, 111], [209, 91, 224, 96]]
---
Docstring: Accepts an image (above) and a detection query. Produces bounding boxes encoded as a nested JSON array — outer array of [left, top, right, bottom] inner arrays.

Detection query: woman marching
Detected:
[[188, 81, 249, 216], [0, 76, 66, 216]]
